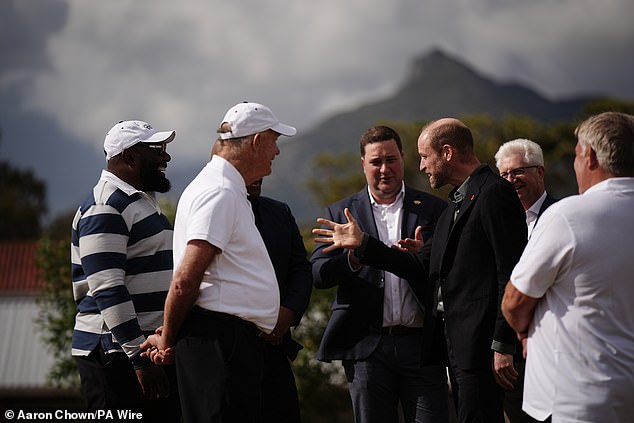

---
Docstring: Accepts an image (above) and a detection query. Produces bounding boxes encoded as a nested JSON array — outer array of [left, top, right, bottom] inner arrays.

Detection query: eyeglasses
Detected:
[[131, 143, 167, 154], [500, 165, 539, 179]]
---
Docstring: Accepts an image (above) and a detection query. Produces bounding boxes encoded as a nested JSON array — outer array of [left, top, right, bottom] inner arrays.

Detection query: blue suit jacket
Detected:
[[251, 195, 313, 361], [311, 185, 447, 363]]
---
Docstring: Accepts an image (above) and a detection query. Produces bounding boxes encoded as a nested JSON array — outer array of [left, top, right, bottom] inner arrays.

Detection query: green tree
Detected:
[[292, 226, 354, 423], [581, 98, 634, 117], [35, 235, 79, 390], [306, 152, 366, 207], [0, 161, 47, 240]]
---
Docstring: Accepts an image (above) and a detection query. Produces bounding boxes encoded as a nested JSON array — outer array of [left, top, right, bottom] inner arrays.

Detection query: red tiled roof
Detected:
[[0, 241, 44, 295]]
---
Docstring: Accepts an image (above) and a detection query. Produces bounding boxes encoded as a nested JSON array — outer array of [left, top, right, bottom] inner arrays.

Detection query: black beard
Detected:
[[139, 161, 171, 193]]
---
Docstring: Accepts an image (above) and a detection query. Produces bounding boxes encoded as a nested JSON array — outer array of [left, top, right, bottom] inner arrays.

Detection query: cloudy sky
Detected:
[[1, 0, 633, 218]]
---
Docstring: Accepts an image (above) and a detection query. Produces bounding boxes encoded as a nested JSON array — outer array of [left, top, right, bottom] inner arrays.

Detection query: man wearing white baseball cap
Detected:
[[103, 119, 176, 160], [142, 102, 296, 422], [71, 120, 180, 421], [218, 101, 296, 140]]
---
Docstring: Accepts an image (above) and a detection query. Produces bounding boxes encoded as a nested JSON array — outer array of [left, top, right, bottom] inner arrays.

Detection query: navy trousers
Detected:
[[343, 332, 449, 423]]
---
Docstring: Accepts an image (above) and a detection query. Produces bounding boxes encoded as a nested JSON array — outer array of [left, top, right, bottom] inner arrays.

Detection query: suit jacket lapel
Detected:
[[451, 165, 489, 232], [453, 181, 481, 229], [439, 166, 488, 269], [401, 186, 420, 238], [353, 188, 379, 240], [537, 194, 557, 217]]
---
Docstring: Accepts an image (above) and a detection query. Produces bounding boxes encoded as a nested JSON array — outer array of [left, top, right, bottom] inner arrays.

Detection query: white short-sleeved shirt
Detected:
[[173, 155, 279, 332], [511, 177, 634, 422]]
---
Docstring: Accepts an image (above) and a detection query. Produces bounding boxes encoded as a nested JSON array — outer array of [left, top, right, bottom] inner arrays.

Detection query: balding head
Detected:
[[420, 118, 474, 157], [418, 118, 480, 188]]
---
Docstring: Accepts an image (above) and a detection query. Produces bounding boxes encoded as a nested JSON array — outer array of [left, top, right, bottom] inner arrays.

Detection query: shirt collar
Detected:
[[527, 191, 548, 215], [210, 155, 248, 198], [584, 177, 634, 195], [368, 182, 405, 208], [449, 176, 470, 204], [100, 169, 145, 197]]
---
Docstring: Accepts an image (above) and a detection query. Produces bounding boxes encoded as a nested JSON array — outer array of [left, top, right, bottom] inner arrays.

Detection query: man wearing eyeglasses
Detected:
[[71, 120, 180, 420], [494, 139, 558, 423], [495, 139, 558, 240]]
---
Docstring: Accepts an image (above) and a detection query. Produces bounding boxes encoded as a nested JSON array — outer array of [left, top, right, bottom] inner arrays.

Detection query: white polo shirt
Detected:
[[511, 177, 634, 422], [173, 155, 279, 332]]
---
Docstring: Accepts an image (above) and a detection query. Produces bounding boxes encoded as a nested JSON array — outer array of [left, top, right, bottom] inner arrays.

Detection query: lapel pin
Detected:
[[414, 200, 421, 205], [470, 195, 475, 201]]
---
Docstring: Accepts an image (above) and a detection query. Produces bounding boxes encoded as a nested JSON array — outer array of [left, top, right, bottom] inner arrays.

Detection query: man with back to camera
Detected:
[[494, 138, 558, 423], [71, 120, 180, 421], [502, 112, 634, 422], [313, 118, 527, 423], [311, 125, 450, 423], [142, 102, 296, 422]]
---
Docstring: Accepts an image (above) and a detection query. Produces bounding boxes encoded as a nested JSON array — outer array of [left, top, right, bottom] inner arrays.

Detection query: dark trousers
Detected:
[[175, 306, 265, 423], [262, 343, 301, 423], [74, 345, 180, 422], [446, 336, 504, 423], [343, 332, 449, 423]]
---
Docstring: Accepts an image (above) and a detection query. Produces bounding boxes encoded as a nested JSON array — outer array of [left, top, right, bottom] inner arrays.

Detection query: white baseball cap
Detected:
[[219, 102, 296, 140], [104, 120, 176, 160]]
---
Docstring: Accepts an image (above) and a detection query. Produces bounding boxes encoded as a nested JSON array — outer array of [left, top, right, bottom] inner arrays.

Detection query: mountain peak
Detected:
[[405, 47, 477, 85]]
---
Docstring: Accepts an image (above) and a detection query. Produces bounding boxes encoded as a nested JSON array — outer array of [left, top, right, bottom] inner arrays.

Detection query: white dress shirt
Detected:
[[368, 184, 424, 328], [526, 191, 547, 239]]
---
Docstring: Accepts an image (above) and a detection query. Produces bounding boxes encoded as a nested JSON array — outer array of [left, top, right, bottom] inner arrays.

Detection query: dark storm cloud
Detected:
[[1, 0, 633, 219], [0, 0, 69, 75]]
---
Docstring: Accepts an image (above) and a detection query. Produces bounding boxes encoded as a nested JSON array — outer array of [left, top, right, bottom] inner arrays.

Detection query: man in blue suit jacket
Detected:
[[314, 119, 527, 423], [248, 178, 313, 423], [311, 126, 449, 423], [495, 138, 558, 423]]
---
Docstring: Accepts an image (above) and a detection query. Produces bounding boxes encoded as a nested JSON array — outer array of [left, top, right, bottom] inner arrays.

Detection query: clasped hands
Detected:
[[312, 207, 424, 254], [140, 326, 174, 365], [140, 307, 298, 365]]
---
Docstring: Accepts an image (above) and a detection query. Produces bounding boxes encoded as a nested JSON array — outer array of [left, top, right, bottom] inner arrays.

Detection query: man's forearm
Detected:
[[161, 240, 217, 347], [358, 235, 428, 283], [501, 281, 539, 335], [161, 279, 200, 347]]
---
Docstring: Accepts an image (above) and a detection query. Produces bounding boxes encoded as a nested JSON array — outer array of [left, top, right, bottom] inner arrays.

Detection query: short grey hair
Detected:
[[494, 138, 544, 171], [575, 112, 634, 177]]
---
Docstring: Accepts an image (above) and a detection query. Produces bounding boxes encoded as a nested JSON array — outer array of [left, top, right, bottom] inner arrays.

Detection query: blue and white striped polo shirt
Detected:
[[70, 170, 173, 369]]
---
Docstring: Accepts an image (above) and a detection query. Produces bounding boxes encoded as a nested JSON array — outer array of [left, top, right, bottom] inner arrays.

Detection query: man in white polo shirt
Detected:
[[142, 102, 296, 422]]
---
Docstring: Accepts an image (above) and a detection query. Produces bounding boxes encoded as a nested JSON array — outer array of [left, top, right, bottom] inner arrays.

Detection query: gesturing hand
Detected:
[[312, 208, 364, 253], [393, 226, 424, 253]]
